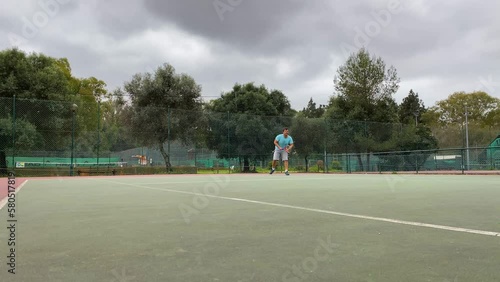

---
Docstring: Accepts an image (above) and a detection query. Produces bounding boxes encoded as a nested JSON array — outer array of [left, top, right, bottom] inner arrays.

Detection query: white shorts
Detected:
[[273, 149, 289, 161]]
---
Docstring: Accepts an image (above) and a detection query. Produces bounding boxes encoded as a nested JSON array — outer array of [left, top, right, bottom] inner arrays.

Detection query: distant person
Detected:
[[270, 128, 294, 176]]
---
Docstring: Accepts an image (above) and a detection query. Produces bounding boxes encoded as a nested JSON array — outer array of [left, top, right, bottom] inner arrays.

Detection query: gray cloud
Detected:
[[1, 0, 499, 109], [144, 0, 311, 46]]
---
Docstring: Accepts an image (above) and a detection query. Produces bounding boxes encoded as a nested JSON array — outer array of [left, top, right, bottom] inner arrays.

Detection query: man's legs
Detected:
[[270, 150, 280, 174], [283, 152, 290, 175], [270, 160, 277, 174]]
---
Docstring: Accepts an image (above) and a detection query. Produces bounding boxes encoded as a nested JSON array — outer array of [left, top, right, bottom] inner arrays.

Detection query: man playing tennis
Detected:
[[270, 128, 294, 176]]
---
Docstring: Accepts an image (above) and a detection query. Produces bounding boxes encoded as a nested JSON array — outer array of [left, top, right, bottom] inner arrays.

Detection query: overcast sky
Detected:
[[2, 0, 499, 109]]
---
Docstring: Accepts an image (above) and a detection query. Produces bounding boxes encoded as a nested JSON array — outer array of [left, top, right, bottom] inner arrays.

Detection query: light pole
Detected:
[[413, 111, 419, 126], [464, 103, 470, 170], [70, 104, 78, 176], [96, 96, 101, 173], [194, 127, 198, 171]]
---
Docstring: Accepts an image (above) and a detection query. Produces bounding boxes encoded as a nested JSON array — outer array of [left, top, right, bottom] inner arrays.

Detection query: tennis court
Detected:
[[1, 173, 499, 282]]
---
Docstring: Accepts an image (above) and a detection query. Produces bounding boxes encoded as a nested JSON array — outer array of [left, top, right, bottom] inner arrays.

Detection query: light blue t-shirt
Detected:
[[275, 134, 293, 150]]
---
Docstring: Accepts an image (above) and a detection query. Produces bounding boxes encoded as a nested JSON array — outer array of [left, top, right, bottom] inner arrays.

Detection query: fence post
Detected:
[[194, 142, 197, 173], [461, 149, 465, 175], [97, 99, 100, 174], [70, 104, 77, 176], [11, 94, 16, 169], [415, 153, 419, 174], [324, 118, 328, 174], [324, 150, 327, 174], [168, 107, 171, 174], [378, 156, 381, 174], [227, 111, 230, 174], [434, 151, 438, 170], [489, 147, 494, 169], [347, 154, 351, 173]]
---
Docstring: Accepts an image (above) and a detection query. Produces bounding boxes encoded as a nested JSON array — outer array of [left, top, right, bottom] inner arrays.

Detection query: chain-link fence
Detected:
[[1, 97, 499, 176]]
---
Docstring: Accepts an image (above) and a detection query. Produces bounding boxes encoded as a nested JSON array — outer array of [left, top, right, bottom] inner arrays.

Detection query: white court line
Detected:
[[0, 180, 29, 210], [104, 180, 500, 237]]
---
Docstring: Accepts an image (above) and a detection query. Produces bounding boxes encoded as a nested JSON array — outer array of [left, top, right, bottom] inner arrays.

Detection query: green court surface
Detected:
[[1, 174, 499, 282]]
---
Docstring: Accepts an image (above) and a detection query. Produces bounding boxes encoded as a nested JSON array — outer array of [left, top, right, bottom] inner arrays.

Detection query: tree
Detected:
[[0, 48, 123, 174], [0, 48, 77, 171], [399, 90, 426, 125], [0, 117, 42, 175], [302, 98, 326, 118], [99, 89, 136, 152], [290, 114, 324, 172], [377, 124, 438, 171], [430, 91, 498, 126], [124, 63, 203, 170], [206, 83, 293, 172], [333, 48, 400, 112], [424, 91, 500, 147], [382, 89, 439, 170], [72, 77, 108, 154], [327, 48, 400, 170], [0, 48, 73, 100]]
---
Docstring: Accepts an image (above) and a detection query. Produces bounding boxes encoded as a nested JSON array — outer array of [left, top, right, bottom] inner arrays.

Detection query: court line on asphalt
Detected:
[[0, 180, 29, 210], [103, 180, 500, 237]]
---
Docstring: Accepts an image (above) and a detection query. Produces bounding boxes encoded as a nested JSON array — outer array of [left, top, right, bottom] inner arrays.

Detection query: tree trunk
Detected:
[[0, 150, 7, 176], [415, 154, 421, 171], [159, 145, 171, 171], [305, 156, 309, 172], [243, 156, 250, 172], [357, 154, 364, 172]]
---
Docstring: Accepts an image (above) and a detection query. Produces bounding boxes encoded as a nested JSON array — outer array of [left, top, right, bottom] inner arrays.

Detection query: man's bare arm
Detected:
[[274, 139, 281, 150]]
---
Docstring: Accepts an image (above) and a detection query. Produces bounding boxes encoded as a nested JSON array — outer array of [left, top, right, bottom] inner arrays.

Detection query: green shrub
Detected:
[[331, 161, 342, 171], [316, 160, 324, 172], [295, 165, 305, 172]]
